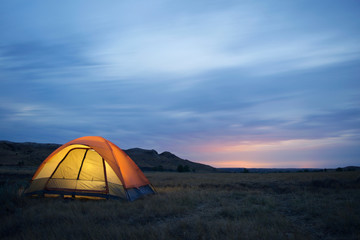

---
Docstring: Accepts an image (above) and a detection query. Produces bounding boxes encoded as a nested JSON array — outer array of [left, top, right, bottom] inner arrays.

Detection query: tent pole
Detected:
[[102, 157, 109, 199], [76, 149, 89, 180]]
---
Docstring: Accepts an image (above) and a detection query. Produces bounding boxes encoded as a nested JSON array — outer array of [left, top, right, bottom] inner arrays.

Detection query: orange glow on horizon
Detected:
[[210, 160, 273, 168], [194, 137, 343, 154], [187, 134, 355, 168], [204, 159, 321, 168]]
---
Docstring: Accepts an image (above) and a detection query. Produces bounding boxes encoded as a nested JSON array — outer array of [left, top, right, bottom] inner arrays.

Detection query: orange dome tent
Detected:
[[25, 136, 155, 201]]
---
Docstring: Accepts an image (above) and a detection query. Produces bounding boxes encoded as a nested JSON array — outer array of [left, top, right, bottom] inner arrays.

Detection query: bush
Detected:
[[177, 165, 190, 172], [152, 165, 164, 171]]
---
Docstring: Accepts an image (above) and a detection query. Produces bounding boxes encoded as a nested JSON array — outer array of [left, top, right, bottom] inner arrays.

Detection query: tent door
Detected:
[[45, 148, 107, 194]]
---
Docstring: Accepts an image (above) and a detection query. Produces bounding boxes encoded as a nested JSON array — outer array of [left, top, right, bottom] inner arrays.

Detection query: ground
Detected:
[[1, 167, 359, 240]]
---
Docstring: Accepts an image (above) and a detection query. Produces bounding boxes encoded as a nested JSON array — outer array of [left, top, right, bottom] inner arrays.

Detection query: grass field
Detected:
[[1, 168, 359, 240]]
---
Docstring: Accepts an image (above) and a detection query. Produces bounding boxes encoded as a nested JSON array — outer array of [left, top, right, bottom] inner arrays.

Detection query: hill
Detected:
[[0, 141, 60, 166], [0, 140, 215, 172], [124, 148, 215, 172]]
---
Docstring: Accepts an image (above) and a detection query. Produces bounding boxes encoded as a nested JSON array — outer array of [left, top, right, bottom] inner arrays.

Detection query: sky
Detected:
[[1, 0, 359, 168]]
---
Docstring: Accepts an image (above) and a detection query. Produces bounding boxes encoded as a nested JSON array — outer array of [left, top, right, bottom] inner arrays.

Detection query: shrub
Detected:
[[177, 165, 190, 172], [177, 165, 184, 172], [152, 165, 164, 171]]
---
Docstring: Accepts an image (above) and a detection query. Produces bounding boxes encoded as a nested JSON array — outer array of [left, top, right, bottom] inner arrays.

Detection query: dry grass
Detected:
[[1, 169, 360, 240]]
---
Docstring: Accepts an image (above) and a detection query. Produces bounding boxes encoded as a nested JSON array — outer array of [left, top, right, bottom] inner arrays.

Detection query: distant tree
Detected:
[[243, 168, 249, 173], [177, 165, 184, 172], [177, 165, 190, 172], [336, 167, 343, 172], [158, 165, 164, 171], [17, 161, 24, 167], [153, 165, 164, 171], [346, 167, 355, 171]]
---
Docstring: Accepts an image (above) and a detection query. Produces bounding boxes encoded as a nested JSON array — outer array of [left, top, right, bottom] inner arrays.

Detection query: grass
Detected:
[[1, 168, 360, 240]]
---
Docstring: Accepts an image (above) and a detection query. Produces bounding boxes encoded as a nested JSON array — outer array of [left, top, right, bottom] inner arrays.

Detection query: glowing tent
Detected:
[[25, 136, 155, 201]]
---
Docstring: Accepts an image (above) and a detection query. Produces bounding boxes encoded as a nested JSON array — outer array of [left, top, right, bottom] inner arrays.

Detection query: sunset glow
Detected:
[[193, 135, 352, 153]]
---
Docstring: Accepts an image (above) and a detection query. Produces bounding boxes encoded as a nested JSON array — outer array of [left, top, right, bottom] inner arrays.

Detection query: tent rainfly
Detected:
[[25, 136, 155, 201]]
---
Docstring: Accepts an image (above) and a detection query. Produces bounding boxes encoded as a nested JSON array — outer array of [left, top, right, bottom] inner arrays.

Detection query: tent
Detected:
[[25, 136, 155, 201]]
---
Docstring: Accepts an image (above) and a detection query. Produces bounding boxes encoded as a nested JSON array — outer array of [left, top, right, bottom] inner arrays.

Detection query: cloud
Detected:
[[82, 3, 360, 80], [0, 0, 360, 167], [2, 1, 360, 84]]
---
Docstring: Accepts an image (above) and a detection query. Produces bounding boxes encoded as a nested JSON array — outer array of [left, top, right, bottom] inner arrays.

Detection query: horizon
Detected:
[[1, 138, 358, 169], [1, 1, 360, 168]]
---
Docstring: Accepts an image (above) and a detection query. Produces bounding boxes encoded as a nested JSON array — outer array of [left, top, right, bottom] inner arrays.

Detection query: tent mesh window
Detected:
[[47, 148, 107, 193]]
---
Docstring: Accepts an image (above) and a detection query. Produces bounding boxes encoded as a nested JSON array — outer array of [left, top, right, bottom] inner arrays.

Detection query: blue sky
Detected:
[[1, 0, 359, 168]]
